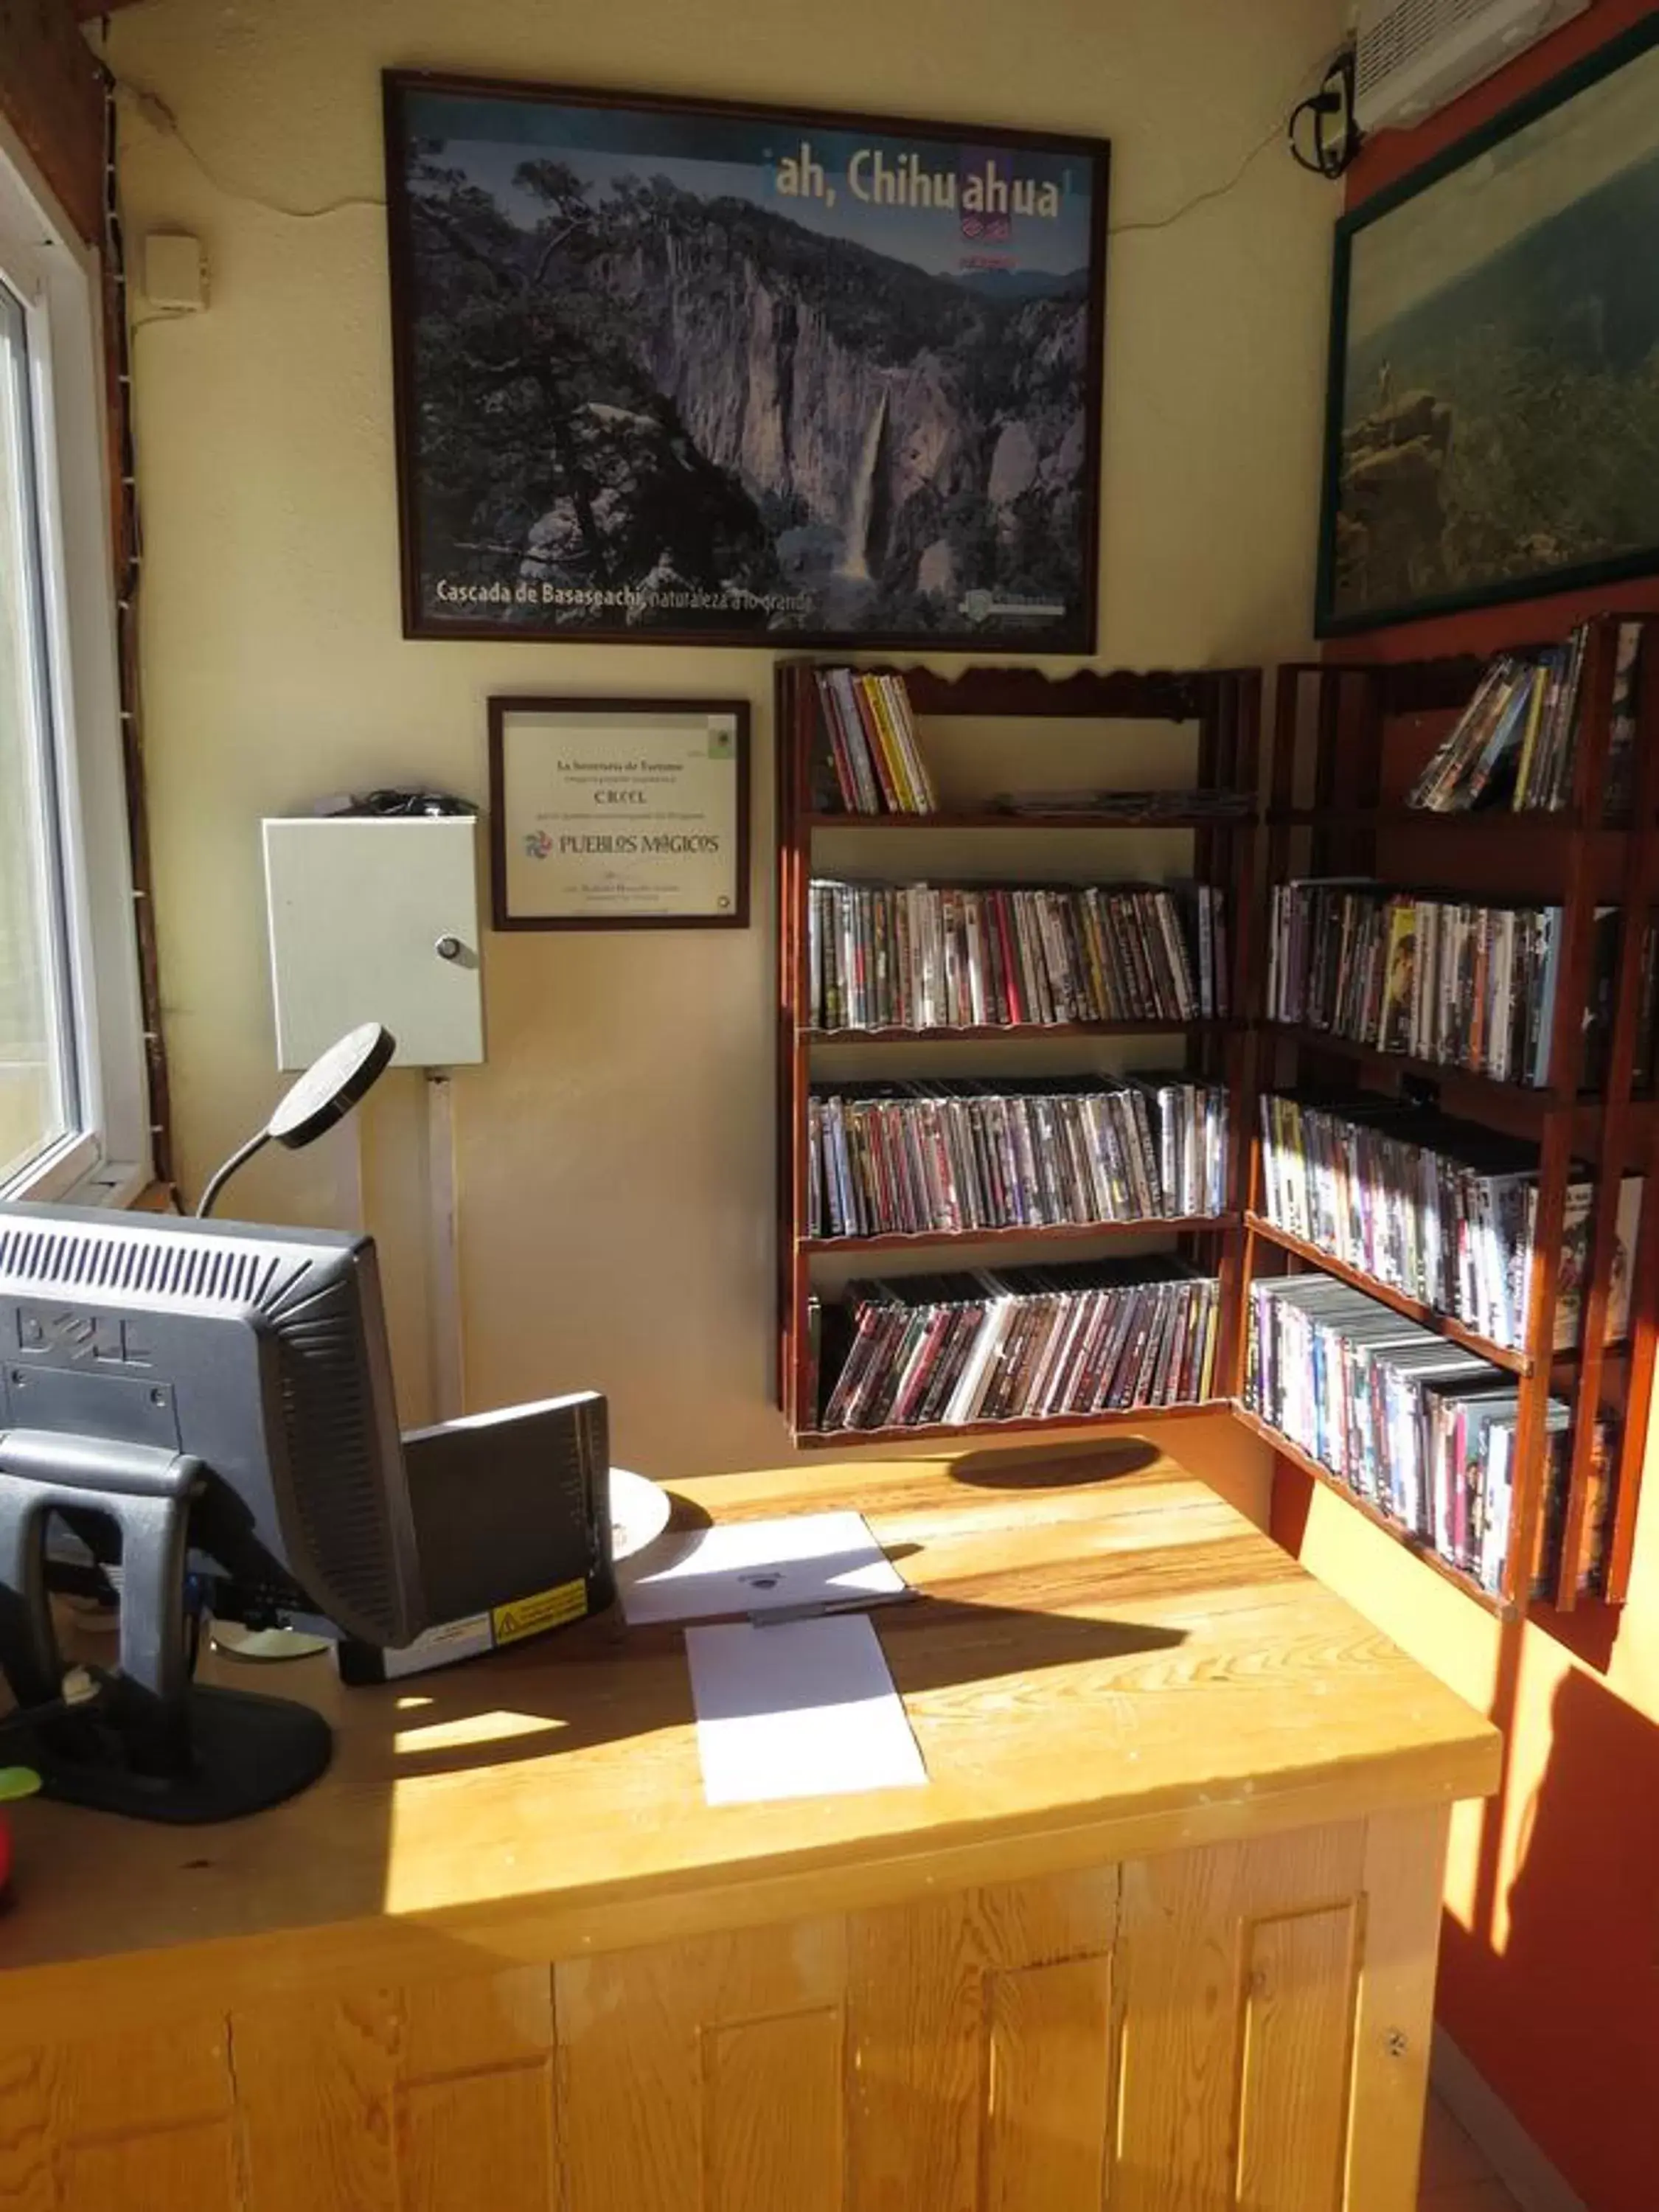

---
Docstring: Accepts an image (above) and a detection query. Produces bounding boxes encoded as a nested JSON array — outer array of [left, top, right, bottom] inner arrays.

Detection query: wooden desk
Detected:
[[0, 1446, 1498, 2211]]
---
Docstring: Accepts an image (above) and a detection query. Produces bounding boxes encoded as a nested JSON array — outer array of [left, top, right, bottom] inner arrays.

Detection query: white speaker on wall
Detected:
[[1354, 0, 1590, 132]]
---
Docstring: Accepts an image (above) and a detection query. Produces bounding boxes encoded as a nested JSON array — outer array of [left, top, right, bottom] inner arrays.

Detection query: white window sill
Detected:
[[66, 1160, 150, 1209]]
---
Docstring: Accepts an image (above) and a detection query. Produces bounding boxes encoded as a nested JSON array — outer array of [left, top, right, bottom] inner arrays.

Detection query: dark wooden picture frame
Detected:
[[385, 69, 1108, 653], [1316, 10, 1659, 636], [487, 695, 751, 931]]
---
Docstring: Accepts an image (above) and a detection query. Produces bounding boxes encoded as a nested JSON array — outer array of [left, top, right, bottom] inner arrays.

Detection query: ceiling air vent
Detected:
[[1354, 0, 1588, 132]]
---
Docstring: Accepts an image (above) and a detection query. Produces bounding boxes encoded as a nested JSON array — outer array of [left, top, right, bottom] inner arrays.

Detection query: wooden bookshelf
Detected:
[[1267, 804, 1622, 841], [803, 1212, 1237, 1256], [776, 658, 1261, 1445], [776, 630, 1657, 1624], [1243, 1211, 1624, 1378], [1258, 1023, 1569, 1116], [809, 1018, 1239, 1043], [808, 808, 1256, 832], [1243, 1212, 1531, 1374], [1231, 1404, 1512, 1620], [799, 1399, 1228, 1450], [1255, 621, 1659, 1614]]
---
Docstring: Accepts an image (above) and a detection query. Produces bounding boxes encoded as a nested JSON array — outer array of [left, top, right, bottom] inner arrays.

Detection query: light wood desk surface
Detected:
[[1, 1441, 1498, 2042]]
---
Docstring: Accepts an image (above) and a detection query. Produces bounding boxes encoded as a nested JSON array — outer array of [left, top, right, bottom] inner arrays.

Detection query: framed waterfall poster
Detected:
[[487, 696, 750, 929], [383, 72, 1109, 651]]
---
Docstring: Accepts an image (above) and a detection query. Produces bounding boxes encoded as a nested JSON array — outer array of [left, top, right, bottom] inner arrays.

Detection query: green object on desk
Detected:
[[0, 1768, 41, 1802]]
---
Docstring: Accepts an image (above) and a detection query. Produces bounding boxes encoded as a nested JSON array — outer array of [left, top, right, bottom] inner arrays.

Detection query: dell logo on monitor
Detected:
[[10, 1305, 155, 1369]]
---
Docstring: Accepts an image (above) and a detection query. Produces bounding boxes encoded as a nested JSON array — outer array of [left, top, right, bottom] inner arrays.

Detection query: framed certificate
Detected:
[[487, 697, 751, 930]]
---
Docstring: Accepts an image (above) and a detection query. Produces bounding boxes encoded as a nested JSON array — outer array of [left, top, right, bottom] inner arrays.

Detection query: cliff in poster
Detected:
[[392, 94, 1102, 644]]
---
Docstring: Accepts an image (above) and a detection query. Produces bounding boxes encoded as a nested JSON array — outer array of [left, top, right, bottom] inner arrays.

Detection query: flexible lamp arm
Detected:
[[192, 1023, 396, 1220], [195, 1131, 273, 1220]]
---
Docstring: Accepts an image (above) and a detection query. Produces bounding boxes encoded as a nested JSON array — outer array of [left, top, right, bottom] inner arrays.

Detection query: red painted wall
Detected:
[[1284, 7, 1659, 2206]]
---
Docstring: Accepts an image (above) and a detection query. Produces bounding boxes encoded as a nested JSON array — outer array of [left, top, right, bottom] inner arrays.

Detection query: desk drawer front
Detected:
[[7, 1808, 1446, 2212]]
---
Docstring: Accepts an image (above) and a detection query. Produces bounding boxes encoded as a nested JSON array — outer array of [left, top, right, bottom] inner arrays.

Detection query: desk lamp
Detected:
[[195, 1020, 394, 1663], [196, 1020, 396, 1217]]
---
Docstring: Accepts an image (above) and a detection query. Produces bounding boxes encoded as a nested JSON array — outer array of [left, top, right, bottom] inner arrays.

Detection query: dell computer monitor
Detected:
[[0, 1200, 425, 1822]]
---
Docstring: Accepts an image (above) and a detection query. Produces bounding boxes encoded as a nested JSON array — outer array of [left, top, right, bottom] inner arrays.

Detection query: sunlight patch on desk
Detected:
[[394, 1710, 568, 1754]]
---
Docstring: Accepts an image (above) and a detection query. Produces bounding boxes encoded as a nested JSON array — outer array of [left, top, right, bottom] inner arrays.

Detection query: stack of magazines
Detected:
[[815, 1259, 1220, 1431], [810, 1077, 1228, 1238], [1245, 1276, 1606, 1597], [1405, 619, 1645, 815], [1265, 879, 1568, 1084], [813, 667, 939, 814], [810, 878, 1228, 1030], [1257, 1091, 1642, 1354]]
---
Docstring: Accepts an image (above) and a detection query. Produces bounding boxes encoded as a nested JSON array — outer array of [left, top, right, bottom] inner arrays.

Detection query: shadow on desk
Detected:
[[945, 1438, 1164, 1489], [368, 1443, 1266, 1784], [0, 1448, 1366, 2007], [381, 1589, 1187, 1784]]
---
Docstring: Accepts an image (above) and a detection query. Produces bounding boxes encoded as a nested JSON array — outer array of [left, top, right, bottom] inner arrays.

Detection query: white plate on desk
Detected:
[[611, 1466, 671, 1563]]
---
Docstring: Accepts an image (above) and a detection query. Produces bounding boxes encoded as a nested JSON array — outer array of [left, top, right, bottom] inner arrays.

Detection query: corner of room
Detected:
[[2, 1, 1657, 2207]]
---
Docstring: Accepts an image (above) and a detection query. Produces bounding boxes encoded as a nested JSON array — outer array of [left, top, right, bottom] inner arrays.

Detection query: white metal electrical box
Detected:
[[262, 816, 484, 1070]]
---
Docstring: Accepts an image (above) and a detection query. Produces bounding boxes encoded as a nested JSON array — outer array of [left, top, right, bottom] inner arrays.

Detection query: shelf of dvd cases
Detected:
[[804, 1213, 1237, 1256], [1267, 805, 1624, 841], [780, 631, 1658, 1618], [1242, 1213, 1531, 1375], [1232, 1403, 1513, 1619], [807, 809, 1258, 832], [1259, 1023, 1572, 1114], [776, 657, 1262, 1447], [798, 1399, 1229, 1450], [1266, 619, 1659, 1613], [806, 1019, 1239, 1043], [1244, 1211, 1632, 1380]]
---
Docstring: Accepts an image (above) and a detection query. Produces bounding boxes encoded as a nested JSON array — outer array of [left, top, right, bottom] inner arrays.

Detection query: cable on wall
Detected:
[[114, 77, 384, 222], [101, 66, 180, 1200], [1287, 45, 1362, 179], [114, 48, 1354, 246], [1110, 39, 1357, 237]]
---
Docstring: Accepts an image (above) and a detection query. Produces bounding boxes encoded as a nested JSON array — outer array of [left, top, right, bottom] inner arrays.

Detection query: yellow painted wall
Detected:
[[107, 0, 1342, 1489]]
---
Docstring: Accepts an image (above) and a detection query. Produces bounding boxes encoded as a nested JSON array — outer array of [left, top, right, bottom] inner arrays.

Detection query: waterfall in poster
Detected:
[[841, 390, 889, 582]]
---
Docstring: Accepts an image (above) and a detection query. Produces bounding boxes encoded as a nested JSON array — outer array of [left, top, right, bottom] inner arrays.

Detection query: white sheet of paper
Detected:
[[686, 1615, 928, 1806], [617, 1509, 906, 1626]]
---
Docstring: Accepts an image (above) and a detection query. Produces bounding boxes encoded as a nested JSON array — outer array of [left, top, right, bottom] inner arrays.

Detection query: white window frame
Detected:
[[0, 122, 148, 1207]]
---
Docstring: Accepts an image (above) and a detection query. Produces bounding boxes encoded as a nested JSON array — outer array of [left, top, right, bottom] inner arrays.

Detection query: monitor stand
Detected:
[[0, 1431, 331, 1823]]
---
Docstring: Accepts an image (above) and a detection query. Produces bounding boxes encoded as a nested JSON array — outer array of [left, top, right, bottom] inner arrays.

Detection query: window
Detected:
[[0, 135, 147, 1204], [0, 275, 76, 1186]]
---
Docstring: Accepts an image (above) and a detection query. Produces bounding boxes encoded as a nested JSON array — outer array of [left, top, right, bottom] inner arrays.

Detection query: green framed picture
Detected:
[[1317, 13, 1659, 636]]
